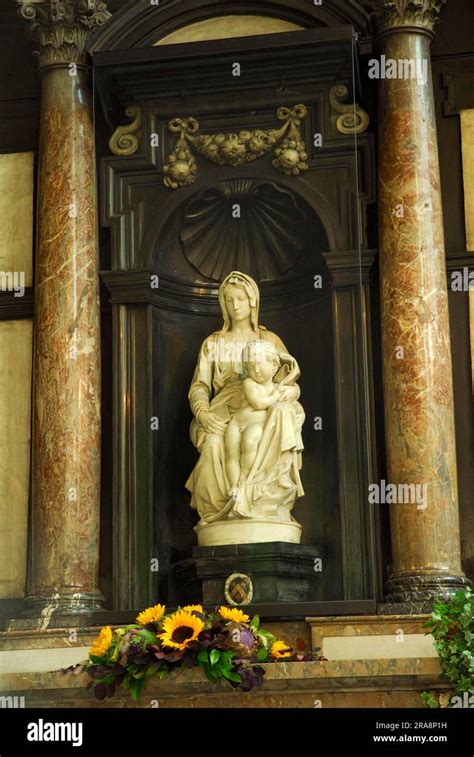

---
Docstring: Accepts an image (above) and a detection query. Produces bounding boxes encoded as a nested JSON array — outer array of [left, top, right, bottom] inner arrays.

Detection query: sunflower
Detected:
[[181, 604, 204, 614], [90, 626, 113, 658], [159, 610, 205, 650], [270, 640, 293, 659], [135, 603, 166, 626], [218, 606, 250, 623]]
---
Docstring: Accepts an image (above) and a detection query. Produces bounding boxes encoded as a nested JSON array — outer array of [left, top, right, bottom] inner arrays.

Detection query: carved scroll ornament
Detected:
[[330, 85, 369, 135], [108, 106, 143, 156]]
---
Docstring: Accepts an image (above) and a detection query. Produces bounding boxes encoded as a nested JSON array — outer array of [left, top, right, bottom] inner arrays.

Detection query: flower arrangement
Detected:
[[70, 604, 322, 702]]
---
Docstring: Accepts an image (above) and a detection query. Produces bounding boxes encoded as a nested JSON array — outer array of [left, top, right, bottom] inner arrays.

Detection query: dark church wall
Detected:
[[0, 0, 39, 153]]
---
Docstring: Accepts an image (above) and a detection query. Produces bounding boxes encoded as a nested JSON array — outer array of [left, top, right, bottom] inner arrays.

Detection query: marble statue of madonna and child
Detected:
[[185, 271, 305, 546]]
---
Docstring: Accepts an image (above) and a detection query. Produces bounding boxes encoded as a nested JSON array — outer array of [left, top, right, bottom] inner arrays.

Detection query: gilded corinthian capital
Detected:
[[363, 0, 446, 34], [17, 0, 110, 68]]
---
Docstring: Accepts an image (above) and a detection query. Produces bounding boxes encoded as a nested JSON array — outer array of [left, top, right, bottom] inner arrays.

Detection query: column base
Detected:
[[380, 574, 471, 615], [6, 591, 105, 631]]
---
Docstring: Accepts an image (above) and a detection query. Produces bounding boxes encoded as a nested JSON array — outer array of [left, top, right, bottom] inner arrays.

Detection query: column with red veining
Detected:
[[371, 0, 468, 607], [13, 0, 110, 627]]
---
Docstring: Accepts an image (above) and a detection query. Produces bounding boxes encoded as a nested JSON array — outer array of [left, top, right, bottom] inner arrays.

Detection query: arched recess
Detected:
[[88, 0, 372, 53], [144, 177, 340, 603], [140, 167, 344, 272]]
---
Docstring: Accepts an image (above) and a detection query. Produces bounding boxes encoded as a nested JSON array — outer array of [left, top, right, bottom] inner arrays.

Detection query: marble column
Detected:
[[12, 0, 110, 628], [369, 0, 469, 607]]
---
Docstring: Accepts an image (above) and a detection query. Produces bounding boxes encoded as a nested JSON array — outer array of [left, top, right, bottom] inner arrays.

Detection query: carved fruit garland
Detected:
[[163, 105, 309, 189], [163, 117, 199, 190]]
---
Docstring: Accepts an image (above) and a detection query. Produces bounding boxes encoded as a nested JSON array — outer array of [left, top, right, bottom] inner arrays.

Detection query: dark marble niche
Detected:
[[94, 26, 379, 613]]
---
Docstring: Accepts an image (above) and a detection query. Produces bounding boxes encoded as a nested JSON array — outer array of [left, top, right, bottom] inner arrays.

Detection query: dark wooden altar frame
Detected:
[[92, 25, 381, 615]]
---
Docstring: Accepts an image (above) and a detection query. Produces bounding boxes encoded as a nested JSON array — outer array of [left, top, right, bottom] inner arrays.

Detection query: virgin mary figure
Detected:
[[185, 271, 305, 546]]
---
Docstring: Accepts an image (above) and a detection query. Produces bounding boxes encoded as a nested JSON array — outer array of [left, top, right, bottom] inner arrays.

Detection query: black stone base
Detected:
[[6, 592, 105, 631], [380, 573, 471, 615], [0, 598, 25, 631], [174, 542, 321, 606]]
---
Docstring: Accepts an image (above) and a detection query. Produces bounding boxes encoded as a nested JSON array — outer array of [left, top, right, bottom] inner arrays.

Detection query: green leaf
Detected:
[[421, 691, 438, 708], [221, 669, 242, 683], [257, 647, 269, 661], [129, 676, 145, 701], [203, 666, 220, 682], [210, 649, 221, 666], [134, 629, 158, 647], [250, 615, 260, 631], [220, 650, 235, 663], [256, 629, 274, 648], [197, 650, 209, 664]]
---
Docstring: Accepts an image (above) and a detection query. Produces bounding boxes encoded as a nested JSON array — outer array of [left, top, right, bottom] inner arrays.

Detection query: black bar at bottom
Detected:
[[0, 707, 469, 755]]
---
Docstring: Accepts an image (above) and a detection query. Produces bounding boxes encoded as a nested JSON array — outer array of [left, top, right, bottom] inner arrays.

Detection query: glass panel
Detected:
[[94, 26, 378, 612]]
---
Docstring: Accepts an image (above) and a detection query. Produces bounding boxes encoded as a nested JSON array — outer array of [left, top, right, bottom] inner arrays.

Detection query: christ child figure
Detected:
[[225, 340, 282, 500]]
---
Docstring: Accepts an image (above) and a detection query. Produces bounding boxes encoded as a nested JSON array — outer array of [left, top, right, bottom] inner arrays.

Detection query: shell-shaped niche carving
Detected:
[[179, 179, 306, 282]]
